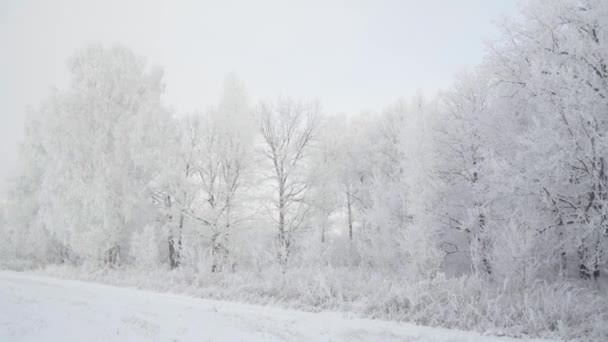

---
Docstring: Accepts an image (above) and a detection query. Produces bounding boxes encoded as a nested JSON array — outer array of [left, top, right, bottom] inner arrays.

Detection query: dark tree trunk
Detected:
[[211, 233, 223, 273], [168, 214, 183, 269], [105, 245, 120, 267], [477, 213, 492, 277], [579, 244, 591, 280]]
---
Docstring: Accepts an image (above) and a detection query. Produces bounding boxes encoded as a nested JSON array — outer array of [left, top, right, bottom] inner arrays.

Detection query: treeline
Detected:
[[1, 0, 607, 338]]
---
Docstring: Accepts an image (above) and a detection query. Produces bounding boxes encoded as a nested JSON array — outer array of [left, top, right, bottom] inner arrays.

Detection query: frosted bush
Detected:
[[39, 264, 608, 340], [130, 225, 160, 270]]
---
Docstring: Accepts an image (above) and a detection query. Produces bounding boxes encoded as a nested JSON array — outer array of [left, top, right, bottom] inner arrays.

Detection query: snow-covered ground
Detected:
[[0, 271, 543, 342]]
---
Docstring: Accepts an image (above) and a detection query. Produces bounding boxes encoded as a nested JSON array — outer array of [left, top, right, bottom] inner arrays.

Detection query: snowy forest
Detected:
[[1, 0, 608, 340]]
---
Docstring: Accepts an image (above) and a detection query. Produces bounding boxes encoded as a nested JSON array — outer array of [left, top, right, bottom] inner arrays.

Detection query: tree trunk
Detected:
[[277, 181, 289, 264], [211, 232, 227, 273], [347, 189, 353, 241], [478, 213, 492, 276], [105, 245, 120, 267], [593, 236, 601, 280], [579, 233, 602, 280], [579, 243, 591, 280], [321, 223, 326, 244], [169, 213, 183, 269], [211, 234, 219, 273]]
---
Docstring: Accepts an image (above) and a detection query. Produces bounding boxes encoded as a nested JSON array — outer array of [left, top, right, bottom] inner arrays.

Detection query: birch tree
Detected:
[[192, 75, 254, 272], [257, 98, 320, 264], [20, 45, 171, 266]]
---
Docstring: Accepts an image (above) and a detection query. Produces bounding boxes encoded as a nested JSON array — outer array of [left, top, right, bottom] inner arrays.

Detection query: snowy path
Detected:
[[0, 271, 539, 341]]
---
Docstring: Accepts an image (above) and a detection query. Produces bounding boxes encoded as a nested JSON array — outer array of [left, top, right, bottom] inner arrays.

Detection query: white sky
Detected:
[[0, 0, 517, 186]]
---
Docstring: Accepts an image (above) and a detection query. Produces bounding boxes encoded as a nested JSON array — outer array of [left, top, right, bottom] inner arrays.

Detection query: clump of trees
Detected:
[[1, 0, 607, 338]]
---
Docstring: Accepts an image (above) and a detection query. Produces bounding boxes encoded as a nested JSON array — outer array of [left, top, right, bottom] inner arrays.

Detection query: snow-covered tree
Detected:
[[257, 98, 320, 264], [487, 0, 608, 280], [355, 98, 441, 277], [11, 45, 171, 266], [433, 69, 499, 278], [190, 75, 254, 272]]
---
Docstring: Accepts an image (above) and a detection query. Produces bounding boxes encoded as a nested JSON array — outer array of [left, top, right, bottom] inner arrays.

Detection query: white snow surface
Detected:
[[0, 271, 545, 341]]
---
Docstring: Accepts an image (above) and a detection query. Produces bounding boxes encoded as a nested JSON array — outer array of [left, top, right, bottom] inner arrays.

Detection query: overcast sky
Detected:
[[0, 0, 517, 187]]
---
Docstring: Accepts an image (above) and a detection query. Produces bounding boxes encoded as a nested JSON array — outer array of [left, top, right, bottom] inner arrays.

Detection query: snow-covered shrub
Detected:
[[491, 219, 562, 290], [39, 264, 608, 340], [130, 225, 161, 270]]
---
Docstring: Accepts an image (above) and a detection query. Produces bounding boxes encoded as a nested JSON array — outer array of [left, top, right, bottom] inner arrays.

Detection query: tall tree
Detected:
[[17, 45, 171, 266], [488, 0, 608, 280], [257, 98, 320, 264], [195, 75, 254, 272]]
